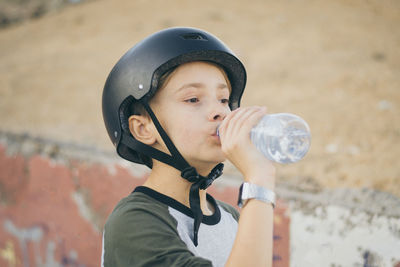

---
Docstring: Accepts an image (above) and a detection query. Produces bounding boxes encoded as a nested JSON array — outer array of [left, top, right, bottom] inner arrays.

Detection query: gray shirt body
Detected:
[[102, 186, 239, 267]]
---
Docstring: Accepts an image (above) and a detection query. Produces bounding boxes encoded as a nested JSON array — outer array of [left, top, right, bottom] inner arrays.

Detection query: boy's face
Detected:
[[150, 61, 232, 173]]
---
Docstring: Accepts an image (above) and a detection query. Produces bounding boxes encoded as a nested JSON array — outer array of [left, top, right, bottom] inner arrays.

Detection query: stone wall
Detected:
[[1, 131, 399, 267], [0, 131, 289, 267]]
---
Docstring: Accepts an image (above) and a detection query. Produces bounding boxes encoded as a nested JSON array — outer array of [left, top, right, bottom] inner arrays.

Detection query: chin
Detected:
[[188, 156, 225, 174], [211, 150, 227, 163], [201, 150, 226, 163], [205, 156, 227, 169], [184, 147, 226, 169]]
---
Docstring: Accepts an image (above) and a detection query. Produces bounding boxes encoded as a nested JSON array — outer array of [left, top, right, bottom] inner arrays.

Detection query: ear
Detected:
[[128, 115, 157, 145]]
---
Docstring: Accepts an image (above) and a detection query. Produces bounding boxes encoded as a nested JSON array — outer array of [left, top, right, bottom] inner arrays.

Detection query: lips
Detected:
[[211, 128, 219, 137], [213, 125, 221, 136]]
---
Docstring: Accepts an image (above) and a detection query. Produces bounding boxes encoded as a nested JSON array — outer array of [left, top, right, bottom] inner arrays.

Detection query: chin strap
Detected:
[[121, 100, 224, 246], [181, 163, 224, 246]]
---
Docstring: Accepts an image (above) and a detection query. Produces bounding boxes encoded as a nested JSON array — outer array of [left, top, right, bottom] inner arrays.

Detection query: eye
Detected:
[[221, 98, 230, 104], [185, 97, 199, 103]]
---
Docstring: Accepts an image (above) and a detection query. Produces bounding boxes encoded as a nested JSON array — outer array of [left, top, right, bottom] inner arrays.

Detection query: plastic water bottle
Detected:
[[250, 113, 311, 164]]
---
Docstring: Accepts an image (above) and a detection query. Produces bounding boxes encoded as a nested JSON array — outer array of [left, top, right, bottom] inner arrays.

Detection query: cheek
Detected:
[[170, 115, 202, 148]]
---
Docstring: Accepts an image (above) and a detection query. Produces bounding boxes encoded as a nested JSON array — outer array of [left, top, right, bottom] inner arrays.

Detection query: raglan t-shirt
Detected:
[[101, 186, 240, 267]]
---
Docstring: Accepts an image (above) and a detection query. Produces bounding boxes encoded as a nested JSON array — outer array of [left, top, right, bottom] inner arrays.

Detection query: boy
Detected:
[[102, 27, 276, 266]]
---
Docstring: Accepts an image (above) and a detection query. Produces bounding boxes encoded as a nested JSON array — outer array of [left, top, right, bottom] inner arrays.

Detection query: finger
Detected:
[[218, 107, 241, 138], [243, 107, 267, 133], [225, 107, 265, 139], [233, 107, 265, 130]]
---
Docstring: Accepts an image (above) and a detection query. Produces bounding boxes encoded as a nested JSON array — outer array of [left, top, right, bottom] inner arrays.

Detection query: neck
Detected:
[[143, 161, 215, 215]]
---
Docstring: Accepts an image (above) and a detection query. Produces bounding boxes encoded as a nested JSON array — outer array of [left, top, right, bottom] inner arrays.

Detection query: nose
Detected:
[[208, 102, 229, 121]]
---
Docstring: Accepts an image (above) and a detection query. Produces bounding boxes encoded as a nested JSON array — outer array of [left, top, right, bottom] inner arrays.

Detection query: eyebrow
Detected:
[[176, 83, 229, 93]]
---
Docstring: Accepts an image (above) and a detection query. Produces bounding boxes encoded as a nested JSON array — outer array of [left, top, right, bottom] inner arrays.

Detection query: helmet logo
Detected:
[[180, 33, 208, 41]]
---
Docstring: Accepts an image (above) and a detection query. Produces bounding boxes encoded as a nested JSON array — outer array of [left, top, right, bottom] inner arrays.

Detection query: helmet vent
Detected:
[[180, 33, 208, 41]]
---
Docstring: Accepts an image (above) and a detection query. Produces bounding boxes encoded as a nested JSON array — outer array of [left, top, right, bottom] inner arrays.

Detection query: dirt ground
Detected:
[[0, 0, 399, 197]]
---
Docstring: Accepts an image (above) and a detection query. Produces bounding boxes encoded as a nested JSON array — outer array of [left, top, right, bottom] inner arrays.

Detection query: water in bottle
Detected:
[[250, 113, 311, 164]]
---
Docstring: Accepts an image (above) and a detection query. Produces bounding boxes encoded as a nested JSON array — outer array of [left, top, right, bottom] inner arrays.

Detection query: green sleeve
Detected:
[[103, 195, 213, 267]]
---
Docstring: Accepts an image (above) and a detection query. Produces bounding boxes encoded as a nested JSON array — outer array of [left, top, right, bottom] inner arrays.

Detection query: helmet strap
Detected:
[[139, 100, 190, 169], [121, 99, 224, 246]]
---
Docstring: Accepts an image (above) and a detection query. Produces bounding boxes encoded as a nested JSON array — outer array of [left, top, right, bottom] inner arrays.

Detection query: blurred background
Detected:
[[0, 0, 399, 266]]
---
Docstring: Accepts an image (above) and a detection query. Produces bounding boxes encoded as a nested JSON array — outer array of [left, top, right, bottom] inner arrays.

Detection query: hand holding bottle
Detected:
[[218, 110, 311, 164], [218, 106, 276, 188]]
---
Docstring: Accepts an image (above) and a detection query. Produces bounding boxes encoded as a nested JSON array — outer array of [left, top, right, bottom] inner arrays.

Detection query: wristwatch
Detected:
[[238, 182, 276, 208]]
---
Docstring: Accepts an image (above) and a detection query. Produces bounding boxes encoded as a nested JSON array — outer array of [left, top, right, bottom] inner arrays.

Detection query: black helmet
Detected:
[[102, 27, 246, 246], [102, 27, 246, 166]]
